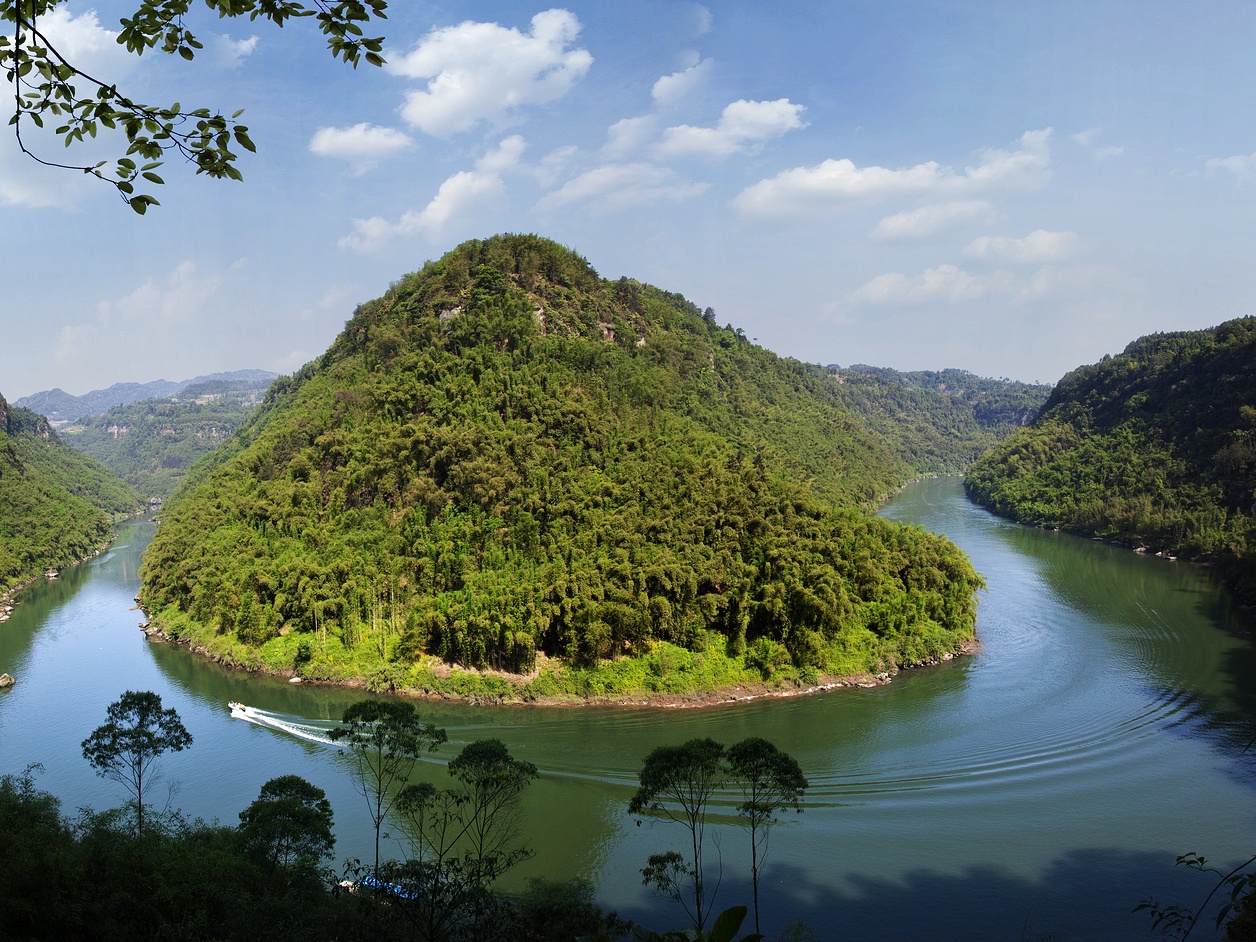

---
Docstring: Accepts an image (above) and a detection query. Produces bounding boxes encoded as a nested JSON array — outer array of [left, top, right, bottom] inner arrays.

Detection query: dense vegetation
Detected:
[[60, 377, 273, 501], [828, 365, 1050, 473], [0, 394, 141, 593], [139, 235, 982, 696], [966, 316, 1256, 600], [17, 369, 277, 427]]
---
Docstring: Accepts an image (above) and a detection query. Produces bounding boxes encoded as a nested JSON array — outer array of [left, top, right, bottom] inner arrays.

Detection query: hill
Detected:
[[828, 365, 1050, 473], [0, 394, 142, 595], [138, 235, 983, 699], [58, 375, 274, 502], [965, 316, 1256, 599], [17, 370, 278, 427]]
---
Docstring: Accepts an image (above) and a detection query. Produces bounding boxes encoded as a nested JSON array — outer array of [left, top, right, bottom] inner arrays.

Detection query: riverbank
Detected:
[[140, 606, 979, 709], [1, 536, 117, 623]]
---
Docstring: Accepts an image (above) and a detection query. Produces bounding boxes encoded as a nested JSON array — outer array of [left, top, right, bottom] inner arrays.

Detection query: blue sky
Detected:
[[4, 1, 1256, 397]]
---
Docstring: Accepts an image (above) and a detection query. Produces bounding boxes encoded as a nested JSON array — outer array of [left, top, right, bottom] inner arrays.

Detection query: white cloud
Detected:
[[735, 128, 1052, 216], [540, 163, 708, 212], [1206, 153, 1256, 179], [603, 116, 658, 158], [871, 201, 997, 239], [56, 261, 225, 366], [339, 137, 526, 252], [1072, 127, 1123, 161], [213, 34, 259, 69], [656, 98, 806, 159], [309, 123, 414, 172], [537, 144, 578, 186], [651, 57, 714, 106], [388, 9, 592, 137], [849, 265, 1017, 305], [964, 229, 1078, 264], [690, 4, 713, 36]]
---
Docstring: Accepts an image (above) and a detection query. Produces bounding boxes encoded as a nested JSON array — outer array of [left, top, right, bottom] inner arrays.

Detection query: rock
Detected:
[[0, 673, 15, 689]]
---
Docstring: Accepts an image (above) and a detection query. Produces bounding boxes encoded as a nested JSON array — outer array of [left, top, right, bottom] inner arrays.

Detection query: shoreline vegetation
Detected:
[[140, 605, 979, 708], [964, 315, 1256, 606]]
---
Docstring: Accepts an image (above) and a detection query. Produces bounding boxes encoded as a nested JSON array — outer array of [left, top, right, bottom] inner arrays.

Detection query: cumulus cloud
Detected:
[[603, 116, 658, 158], [965, 229, 1078, 264], [690, 4, 713, 36], [1206, 153, 1256, 179], [539, 163, 708, 212], [309, 123, 414, 172], [651, 56, 713, 106], [656, 98, 806, 159], [734, 129, 1052, 216], [213, 33, 259, 69], [871, 200, 997, 239], [339, 137, 526, 252], [848, 265, 1018, 305], [388, 9, 592, 137]]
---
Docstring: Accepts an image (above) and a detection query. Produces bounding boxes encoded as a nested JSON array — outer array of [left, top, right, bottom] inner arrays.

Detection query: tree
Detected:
[[237, 774, 335, 874], [629, 738, 727, 931], [726, 738, 808, 935], [393, 738, 539, 940], [80, 689, 192, 835], [1, 0, 388, 212], [328, 698, 446, 876]]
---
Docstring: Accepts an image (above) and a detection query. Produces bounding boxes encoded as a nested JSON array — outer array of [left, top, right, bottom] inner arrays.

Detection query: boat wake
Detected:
[[228, 702, 340, 747]]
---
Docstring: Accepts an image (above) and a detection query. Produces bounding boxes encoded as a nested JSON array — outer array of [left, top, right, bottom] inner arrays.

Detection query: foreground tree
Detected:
[[329, 698, 446, 876], [1, 0, 388, 211], [80, 689, 192, 835], [630, 738, 728, 931], [238, 774, 335, 875], [726, 738, 809, 935], [393, 738, 539, 940]]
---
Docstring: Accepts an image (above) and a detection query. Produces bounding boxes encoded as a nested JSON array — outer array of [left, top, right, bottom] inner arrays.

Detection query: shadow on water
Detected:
[[729, 847, 1227, 942]]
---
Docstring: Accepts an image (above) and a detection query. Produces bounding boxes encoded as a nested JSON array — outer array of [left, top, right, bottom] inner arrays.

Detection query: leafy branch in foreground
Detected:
[[1135, 851, 1256, 940], [1, 0, 387, 211]]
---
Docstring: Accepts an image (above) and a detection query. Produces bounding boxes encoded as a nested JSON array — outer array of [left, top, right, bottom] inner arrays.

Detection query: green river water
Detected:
[[2, 476, 1255, 940]]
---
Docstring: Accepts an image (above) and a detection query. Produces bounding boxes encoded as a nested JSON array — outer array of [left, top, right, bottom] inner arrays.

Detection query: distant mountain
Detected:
[[59, 376, 274, 502], [965, 316, 1256, 599], [827, 365, 1052, 473], [17, 370, 279, 426], [0, 393, 141, 593]]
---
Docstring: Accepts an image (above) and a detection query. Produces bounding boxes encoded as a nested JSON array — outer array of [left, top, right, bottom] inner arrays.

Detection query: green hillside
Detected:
[[829, 365, 1050, 473], [0, 394, 141, 593], [965, 316, 1256, 599], [59, 377, 272, 502], [138, 235, 982, 697]]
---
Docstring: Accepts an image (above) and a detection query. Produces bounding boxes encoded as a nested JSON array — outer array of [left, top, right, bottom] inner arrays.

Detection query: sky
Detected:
[[4, 0, 1256, 398]]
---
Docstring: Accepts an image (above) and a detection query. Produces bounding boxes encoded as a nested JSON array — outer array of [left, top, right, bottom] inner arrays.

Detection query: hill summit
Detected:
[[139, 235, 982, 697]]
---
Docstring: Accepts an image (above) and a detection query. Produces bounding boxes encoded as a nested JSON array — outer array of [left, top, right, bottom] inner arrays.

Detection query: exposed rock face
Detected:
[[0, 673, 15, 688]]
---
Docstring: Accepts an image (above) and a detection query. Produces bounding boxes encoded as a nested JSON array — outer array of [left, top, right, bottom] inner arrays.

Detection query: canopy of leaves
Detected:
[[139, 234, 983, 683], [965, 316, 1256, 600], [0, 393, 141, 592]]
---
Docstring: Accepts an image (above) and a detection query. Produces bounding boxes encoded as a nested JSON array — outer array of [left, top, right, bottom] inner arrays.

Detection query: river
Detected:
[[1, 477, 1254, 940]]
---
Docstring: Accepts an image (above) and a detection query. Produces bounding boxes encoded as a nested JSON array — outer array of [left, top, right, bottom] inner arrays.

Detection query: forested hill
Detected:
[[59, 375, 273, 502], [828, 365, 1051, 473], [965, 316, 1256, 598], [139, 235, 982, 694], [0, 394, 141, 593]]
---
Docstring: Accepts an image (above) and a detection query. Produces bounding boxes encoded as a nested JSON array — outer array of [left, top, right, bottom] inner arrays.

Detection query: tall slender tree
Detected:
[[726, 737, 808, 935], [329, 699, 446, 876], [630, 738, 727, 930], [80, 690, 192, 835]]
